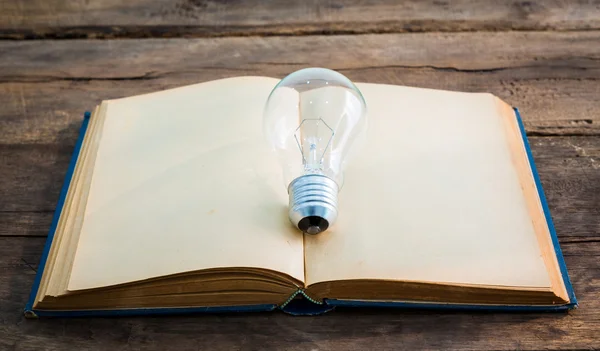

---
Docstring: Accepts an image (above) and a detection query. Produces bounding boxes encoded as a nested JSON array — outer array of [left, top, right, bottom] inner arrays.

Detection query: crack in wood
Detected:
[[527, 131, 600, 137], [0, 74, 160, 83], [20, 258, 37, 273], [1, 23, 600, 40], [0, 234, 48, 238], [561, 239, 600, 244], [1, 62, 598, 84], [0, 210, 55, 214]]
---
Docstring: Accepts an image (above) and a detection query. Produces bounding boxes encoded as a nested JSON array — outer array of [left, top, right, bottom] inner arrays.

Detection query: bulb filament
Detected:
[[293, 117, 335, 175]]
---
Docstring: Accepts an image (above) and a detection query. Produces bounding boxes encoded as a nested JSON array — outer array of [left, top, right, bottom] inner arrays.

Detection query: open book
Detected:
[[26, 76, 576, 317]]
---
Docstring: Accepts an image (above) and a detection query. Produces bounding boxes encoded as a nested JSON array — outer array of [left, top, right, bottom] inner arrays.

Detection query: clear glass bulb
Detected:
[[263, 68, 367, 234]]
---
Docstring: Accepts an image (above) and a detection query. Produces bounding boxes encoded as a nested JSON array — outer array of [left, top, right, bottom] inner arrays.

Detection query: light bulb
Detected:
[[263, 68, 367, 235]]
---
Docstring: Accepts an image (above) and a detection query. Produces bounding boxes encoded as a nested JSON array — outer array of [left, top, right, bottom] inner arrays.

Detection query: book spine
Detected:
[[279, 289, 335, 315]]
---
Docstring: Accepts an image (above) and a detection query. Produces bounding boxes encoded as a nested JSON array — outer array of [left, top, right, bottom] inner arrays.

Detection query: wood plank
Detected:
[[0, 212, 53, 237], [1, 0, 600, 39], [1, 236, 598, 350], [0, 32, 599, 145], [0, 144, 73, 213], [2, 76, 598, 145], [3, 32, 600, 79], [534, 137, 600, 239]]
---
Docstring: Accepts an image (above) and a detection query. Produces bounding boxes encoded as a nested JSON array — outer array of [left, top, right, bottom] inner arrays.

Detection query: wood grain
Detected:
[[0, 212, 53, 237], [1, 0, 600, 39], [2, 76, 598, 144], [0, 32, 599, 146], [3, 32, 600, 79], [0, 144, 74, 213]]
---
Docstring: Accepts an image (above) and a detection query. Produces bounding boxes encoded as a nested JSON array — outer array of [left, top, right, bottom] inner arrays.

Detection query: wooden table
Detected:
[[1, 1, 599, 349]]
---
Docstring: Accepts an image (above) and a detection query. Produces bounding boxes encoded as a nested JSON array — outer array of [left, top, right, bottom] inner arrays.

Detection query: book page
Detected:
[[69, 76, 305, 290], [304, 83, 552, 288]]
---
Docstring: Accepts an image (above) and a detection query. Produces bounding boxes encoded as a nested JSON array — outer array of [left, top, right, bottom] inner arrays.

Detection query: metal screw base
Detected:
[[288, 174, 339, 235]]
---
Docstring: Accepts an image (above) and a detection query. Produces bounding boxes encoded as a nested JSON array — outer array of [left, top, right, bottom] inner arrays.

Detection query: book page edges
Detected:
[[46, 103, 107, 297], [325, 299, 574, 311], [26, 111, 93, 313], [493, 97, 570, 304], [28, 304, 279, 318]]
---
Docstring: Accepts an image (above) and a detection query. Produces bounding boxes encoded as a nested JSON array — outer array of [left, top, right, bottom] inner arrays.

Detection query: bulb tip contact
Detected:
[[298, 216, 329, 235]]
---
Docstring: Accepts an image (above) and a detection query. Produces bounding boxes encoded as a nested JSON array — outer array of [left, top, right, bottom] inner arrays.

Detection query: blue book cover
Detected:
[[25, 108, 577, 318]]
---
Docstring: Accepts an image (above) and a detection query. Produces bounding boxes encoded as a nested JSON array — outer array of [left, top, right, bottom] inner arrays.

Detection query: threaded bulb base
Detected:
[[288, 174, 339, 235]]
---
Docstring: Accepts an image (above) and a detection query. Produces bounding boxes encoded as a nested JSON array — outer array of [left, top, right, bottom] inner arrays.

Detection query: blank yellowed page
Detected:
[[68, 77, 305, 290], [304, 83, 552, 288]]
